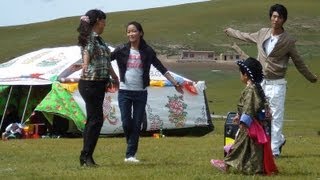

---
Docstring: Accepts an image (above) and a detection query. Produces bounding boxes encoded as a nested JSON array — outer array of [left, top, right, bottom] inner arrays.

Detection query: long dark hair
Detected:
[[126, 21, 147, 48], [77, 9, 106, 47], [238, 57, 267, 105]]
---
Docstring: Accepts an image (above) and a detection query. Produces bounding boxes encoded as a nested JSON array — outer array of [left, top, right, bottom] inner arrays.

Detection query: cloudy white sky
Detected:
[[0, 0, 208, 27]]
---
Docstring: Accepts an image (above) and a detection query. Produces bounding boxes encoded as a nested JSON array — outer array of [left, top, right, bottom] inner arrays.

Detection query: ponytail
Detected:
[[254, 82, 267, 105], [77, 20, 92, 47], [77, 9, 106, 48]]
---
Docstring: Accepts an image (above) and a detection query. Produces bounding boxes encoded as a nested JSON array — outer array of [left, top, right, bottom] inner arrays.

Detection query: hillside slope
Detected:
[[0, 0, 319, 62]]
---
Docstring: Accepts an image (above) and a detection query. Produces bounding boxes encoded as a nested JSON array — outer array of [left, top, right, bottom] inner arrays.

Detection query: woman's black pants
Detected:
[[78, 79, 106, 155]]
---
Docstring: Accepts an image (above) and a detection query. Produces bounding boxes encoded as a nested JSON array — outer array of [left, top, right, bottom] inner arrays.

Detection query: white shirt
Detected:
[[119, 48, 145, 91], [264, 34, 281, 56]]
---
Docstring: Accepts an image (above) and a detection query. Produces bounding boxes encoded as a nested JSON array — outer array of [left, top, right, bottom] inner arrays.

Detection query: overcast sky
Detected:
[[0, 0, 208, 27]]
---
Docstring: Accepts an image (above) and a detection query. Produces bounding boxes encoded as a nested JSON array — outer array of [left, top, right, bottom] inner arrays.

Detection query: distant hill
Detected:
[[0, 0, 319, 63]]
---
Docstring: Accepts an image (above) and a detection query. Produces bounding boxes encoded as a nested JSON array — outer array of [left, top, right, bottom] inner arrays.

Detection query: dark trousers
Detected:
[[118, 90, 147, 158], [78, 79, 106, 155]]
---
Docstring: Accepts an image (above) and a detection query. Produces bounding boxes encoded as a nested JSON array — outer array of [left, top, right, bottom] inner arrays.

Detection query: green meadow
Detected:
[[0, 0, 319, 179]]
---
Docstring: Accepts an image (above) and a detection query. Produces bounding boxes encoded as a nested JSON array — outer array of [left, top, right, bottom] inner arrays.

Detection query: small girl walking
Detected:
[[210, 57, 278, 175]]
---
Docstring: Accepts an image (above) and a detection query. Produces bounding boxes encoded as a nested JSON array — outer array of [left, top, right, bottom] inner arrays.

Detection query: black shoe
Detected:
[[79, 151, 98, 167], [279, 140, 286, 154], [80, 151, 86, 166], [87, 156, 99, 167]]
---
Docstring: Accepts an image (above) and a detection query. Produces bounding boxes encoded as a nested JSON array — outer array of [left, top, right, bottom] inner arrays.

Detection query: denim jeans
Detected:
[[118, 89, 148, 158], [78, 79, 106, 155]]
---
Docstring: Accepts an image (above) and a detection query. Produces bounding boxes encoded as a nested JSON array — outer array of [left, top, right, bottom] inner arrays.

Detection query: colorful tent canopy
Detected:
[[0, 46, 213, 135]]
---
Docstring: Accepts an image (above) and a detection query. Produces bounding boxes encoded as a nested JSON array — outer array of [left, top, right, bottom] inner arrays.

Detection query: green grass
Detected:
[[1, 0, 320, 179], [0, 121, 319, 179]]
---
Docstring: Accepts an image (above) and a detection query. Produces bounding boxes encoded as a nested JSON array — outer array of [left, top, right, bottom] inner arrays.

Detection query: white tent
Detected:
[[0, 46, 213, 135]]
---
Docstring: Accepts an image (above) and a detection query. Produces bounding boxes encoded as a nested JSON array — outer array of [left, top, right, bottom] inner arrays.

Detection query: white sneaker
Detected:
[[124, 157, 140, 163]]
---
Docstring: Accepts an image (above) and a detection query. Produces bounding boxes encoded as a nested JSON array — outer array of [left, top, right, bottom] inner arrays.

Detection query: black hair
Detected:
[[269, 4, 288, 22], [77, 9, 106, 47], [126, 21, 147, 48], [238, 57, 267, 105]]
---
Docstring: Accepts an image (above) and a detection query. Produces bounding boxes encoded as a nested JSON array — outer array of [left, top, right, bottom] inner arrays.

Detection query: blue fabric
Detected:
[[240, 113, 253, 127], [257, 110, 266, 120], [118, 89, 148, 158]]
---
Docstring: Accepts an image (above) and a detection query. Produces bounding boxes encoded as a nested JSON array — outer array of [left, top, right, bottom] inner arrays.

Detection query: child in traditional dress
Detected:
[[210, 57, 278, 175]]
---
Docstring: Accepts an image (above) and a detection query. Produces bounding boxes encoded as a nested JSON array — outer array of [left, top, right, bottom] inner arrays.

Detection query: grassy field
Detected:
[[0, 120, 319, 180], [0, 0, 320, 179]]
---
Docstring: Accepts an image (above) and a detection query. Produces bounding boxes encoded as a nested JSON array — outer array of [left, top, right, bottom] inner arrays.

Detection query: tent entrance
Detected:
[[0, 85, 51, 132]]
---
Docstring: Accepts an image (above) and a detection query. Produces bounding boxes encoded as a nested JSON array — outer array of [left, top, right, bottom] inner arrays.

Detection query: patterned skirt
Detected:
[[224, 127, 264, 174]]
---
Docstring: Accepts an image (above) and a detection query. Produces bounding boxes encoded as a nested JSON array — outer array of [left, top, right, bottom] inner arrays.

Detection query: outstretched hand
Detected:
[[310, 75, 317, 83], [224, 28, 230, 36]]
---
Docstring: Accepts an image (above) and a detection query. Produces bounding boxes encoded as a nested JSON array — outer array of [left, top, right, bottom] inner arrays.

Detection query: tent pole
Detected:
[[21, 85, 32, 124], [0, 86, 13, 130]]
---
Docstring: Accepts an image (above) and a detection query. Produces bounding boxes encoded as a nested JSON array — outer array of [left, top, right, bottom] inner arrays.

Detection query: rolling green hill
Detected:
[[1, 0, 319, 61], [0, 1, 320, 179], [0, 0, 319, 117]]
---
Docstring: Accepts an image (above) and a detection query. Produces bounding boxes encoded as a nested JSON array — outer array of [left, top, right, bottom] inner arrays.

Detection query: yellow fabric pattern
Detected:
[[150, 80, 165, 87], [60, 83, 79, 93], [225, 137, 235, 145]]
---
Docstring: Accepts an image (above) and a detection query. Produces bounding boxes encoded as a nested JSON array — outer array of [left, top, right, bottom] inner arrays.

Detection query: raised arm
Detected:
[[150, 49, 183, 94], [224, 28, 259, 44]]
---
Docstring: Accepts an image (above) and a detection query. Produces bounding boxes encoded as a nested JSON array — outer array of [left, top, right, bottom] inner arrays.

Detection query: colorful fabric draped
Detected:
[[248, 120, 278, 175]]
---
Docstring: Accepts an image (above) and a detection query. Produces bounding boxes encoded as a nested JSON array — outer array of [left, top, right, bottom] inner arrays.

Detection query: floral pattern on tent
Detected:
[[166, 94, 188, 127]]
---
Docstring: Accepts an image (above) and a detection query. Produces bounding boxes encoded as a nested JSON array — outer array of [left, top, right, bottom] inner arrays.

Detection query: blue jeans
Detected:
[[118, 89, 147, 158]]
